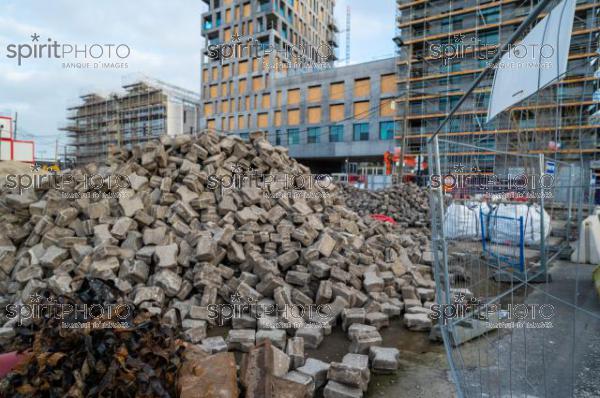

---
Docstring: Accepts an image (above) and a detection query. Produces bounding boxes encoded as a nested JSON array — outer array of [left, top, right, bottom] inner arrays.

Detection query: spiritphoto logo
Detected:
[[206, 34, 335, 68], [4, 33, 131, 69], [5, 294, 133, 329], [428, 33, 555, 68], [206, 162, 333, 197], [429, 293, 555, 328], [2, 164, 131, 198], [429, 163, 554, 198], [207, 292, 332, 327]]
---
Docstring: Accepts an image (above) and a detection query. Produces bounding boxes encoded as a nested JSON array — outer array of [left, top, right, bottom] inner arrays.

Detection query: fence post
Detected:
[[480, 209, 486, 253], [567, 164, 573, 221], [538, 154, 546, 277], [588, 174, 594, 215], [519, 216, 525, 273], [428, 136, 464, 397], [430, 136, 452, 306], [567, 163, 574, 239]]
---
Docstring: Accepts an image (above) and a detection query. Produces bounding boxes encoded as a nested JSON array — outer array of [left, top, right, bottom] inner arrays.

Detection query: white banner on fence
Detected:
[[487, 0, 576, 122]]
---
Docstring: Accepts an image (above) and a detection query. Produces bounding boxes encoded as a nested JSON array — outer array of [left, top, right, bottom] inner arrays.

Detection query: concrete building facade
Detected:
[[64, 78, 200, 165], [265, 58, 397, 172], [200, 0, 400, 173]]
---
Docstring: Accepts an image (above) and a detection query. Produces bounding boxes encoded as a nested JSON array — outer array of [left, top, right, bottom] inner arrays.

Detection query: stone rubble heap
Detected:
[[0, 131, 436, 397], [339, 183, 429, 227]]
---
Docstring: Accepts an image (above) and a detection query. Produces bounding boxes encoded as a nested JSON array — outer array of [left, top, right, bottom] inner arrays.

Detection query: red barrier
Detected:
[[370, 214, 396, 224]]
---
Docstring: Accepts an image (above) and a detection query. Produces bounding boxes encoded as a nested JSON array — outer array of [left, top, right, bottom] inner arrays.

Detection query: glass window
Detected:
[[439, 97, 448, 111], [379, 121, 395, 140], [449, 75, 462, 85], [440, 97, 460, 111], [476, 93, 490, 108], [481, 7, 500, 24], [353, 123, 369, 141], [479, 31, 499, 45], [441, 16, 462, 30], [275, 129, 282, 145], [240, 132, 249, 141], [282, 25, 288, 40], [450, 63, 462, 72], [288, 128, 300, 144], [307, 127, 320, 144], [329, 125, 344, 142], [449, 96, 460, 109], [449, 119, 462, 132]]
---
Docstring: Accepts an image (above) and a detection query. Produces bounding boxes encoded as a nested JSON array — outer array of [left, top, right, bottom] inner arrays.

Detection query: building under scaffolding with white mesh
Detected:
[[62, 77, 200, 165]]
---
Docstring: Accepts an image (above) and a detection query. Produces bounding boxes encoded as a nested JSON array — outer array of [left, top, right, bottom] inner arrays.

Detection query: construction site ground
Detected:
[[483, 259, 599, 398], [336, 242, 598, 397], [306, 320, 456, 398], [446, 256, 600, 398], [205, 320, 457, 398]]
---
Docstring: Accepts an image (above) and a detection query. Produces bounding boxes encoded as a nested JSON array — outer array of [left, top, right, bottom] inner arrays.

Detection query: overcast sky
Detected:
[[0, 0, 396, 159]]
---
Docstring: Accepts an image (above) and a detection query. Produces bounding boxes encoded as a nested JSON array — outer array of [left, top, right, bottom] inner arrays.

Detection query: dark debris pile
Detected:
[[0, 279, 184, 398]]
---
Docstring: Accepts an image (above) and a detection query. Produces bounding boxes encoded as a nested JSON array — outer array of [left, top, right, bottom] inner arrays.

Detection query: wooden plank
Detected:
[[405, 101, 597, 120], [403, 19, 600, 45]]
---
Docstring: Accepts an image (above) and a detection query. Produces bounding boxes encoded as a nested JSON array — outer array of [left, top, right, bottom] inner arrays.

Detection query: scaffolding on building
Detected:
[[395, 0, 599, 170], [395, 0, 600, 397], [62, 76, 200, 166]]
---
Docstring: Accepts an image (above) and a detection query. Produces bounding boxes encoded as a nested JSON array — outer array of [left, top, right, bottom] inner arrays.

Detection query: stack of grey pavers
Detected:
[[0, 130, 437, 395], [323, 353, 371, 398]]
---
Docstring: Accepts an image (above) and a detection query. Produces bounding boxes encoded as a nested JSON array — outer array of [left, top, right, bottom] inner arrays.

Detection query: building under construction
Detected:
[[395, 0, 599, 175], [63, 77, 200, 165]]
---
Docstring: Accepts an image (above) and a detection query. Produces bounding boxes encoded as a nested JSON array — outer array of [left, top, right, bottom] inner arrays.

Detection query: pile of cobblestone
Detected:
[[0, 131, 436, 397], [339, 183, 429, 227]]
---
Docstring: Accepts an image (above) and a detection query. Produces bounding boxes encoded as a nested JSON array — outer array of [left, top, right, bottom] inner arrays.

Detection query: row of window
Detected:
[[204, 0, 332, 60], [409, 93, 490, 115], [436, 30, 499, 46], [436, 7, 500, 30], [205, 99, 395, 131], [203, 71, 396, 101], [408, 71, 487, 91], [272, 121, 396, 145]]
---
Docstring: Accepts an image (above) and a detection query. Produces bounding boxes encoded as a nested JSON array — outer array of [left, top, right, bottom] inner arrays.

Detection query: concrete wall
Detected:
[[167, 99, 200, 136]]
